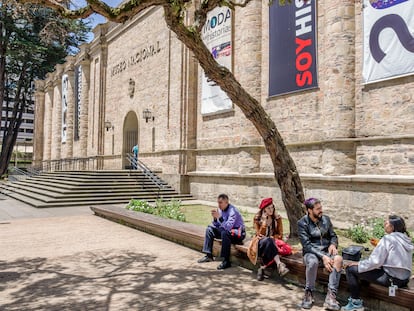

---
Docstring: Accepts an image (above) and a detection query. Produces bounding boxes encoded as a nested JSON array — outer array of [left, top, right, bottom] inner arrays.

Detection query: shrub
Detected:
[[126, 199, 154, 214], [155, 199, 186, 222], [370, 218, 385, 239], [347, 223, 370, 243], [126, 198, 186, 222]]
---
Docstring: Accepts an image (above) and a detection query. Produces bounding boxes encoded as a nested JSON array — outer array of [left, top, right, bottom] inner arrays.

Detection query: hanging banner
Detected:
[[74, 65, 82, 141], [269, 0, 318, 97], [201, 7, 232, 115], [363, 0, 414, 83], [61, 74, 68, 143]]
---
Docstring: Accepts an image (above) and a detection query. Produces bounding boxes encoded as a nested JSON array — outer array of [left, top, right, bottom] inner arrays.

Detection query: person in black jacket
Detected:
[[298, 198, 343, 311]]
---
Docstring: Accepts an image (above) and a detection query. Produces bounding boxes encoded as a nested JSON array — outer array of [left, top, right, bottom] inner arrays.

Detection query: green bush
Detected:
[[126, 199, 154, 214], [155, 199, 186, 222], [347, 223, 370, 243], [126, 198, 186, 222], [370, 218, 385, 239]]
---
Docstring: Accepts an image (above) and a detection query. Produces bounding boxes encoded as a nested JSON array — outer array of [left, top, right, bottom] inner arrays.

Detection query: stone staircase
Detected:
[[0, 170, 192, 208]]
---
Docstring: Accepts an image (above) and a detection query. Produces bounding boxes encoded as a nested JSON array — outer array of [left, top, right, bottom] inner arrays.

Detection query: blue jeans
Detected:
[[303, 253, 341, 294], [202, 225, 245, 261]]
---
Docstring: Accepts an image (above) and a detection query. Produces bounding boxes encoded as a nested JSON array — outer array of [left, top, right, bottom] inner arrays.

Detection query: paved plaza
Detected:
[[0, 197, 329, 310]]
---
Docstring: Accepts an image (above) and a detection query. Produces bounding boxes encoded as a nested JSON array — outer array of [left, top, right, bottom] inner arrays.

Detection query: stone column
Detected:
[[33, 80, 45, 167], [44, 79, 54, 162], [321, 0, 356, 175], [63, 57, 76, 159], [235, 0, 263, 172], [78, 47, 91, 158], [51, 65, 63, 161]]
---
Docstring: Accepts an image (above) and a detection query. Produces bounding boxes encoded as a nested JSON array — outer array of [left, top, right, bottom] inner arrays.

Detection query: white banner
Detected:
[[363, 0, 414, 83], [62, 74, 68, 143], [201, 7, 232, 115]]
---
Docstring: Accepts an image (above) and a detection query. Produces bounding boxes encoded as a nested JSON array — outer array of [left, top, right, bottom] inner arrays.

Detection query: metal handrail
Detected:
[[40, 156, 100, 172], [126, 153, 165, 191], [8, 166, 31, 182], [27, 166, 42, 176]]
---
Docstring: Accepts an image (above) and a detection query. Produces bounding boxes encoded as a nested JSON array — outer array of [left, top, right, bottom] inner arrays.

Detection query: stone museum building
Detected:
[[32, 0, 414, 227]]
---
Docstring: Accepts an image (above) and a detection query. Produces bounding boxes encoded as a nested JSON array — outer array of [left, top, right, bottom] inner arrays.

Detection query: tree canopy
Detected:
[[0, 1, 90, 176]]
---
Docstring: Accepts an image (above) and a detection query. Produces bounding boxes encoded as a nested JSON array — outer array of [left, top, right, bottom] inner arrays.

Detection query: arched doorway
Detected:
[[122, 111, 139, 169]]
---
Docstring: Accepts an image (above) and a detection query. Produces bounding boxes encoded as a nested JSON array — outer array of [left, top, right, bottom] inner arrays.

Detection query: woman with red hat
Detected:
[[247, 197, 290, 280]]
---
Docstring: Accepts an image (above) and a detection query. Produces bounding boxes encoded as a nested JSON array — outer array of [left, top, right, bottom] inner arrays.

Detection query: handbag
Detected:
[[275, 239, 292, 256], [342, 245, 364, 261]]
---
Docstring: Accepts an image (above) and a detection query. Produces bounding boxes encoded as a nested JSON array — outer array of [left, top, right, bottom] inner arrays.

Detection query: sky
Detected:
[[72, 0, 124, 42]]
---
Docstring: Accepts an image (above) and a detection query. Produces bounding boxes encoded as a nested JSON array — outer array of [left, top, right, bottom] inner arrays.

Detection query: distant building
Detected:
[[1, 98, 34, 154]]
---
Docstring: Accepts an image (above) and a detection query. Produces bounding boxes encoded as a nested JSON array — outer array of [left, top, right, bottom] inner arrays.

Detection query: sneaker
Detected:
[[341, 297, 364, 311], [197, 255, 213, 263], [217, 260, 231, 270], [257, 267, 264, 281], [301, 289, 314, 309], [277, 262, 289, 277], [324, 289, 341, 311]]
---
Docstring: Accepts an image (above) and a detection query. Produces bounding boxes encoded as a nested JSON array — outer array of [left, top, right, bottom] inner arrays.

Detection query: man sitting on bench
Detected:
[[298, 197, 343, 311], [197, 194, 246, 270]]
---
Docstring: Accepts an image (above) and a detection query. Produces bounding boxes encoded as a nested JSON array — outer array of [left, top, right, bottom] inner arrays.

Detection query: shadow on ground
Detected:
[[0, 249, 323, 311]]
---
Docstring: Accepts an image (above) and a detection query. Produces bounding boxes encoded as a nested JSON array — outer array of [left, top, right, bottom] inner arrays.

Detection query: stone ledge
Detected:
[[90, 205, 414, 311], [188, 171, 414, 185]]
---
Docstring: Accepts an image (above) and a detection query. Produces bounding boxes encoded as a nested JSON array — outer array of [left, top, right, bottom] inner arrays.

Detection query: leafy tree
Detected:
[[0, 1, 90, 176], [15, 0, 306, 236]]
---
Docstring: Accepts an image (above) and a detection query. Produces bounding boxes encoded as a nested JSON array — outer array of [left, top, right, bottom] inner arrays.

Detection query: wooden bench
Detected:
[[90, 205, 414, 311], [231, 240, 414, 310]]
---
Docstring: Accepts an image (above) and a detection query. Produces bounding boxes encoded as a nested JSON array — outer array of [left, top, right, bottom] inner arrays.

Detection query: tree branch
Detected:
[[15, 0, 188, 22]]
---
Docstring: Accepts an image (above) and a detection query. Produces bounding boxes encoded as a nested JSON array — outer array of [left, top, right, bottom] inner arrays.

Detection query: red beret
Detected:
[[259, 198, 273, 209]]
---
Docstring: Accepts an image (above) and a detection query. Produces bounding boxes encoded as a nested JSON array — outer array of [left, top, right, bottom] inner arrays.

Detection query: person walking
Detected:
[[298, 198, 343, 310], [132, 144, 139, 169], [197, 194, 246, 270]]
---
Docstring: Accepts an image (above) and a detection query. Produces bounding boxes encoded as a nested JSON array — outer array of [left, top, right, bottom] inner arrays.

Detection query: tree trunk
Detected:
[[163, 6, 305, 236]]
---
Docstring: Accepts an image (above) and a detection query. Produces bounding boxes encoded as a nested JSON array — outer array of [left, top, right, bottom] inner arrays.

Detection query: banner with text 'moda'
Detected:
[[201, 7, 232, 115], [269, 0, 318, 97], [363, 0, 414, 83]]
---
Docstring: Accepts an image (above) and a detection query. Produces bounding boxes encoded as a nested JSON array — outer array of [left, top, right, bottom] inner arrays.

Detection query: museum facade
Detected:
[[33, 0, 414, 228]]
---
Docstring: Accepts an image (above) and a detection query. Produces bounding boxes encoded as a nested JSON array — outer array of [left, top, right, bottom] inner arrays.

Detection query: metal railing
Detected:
[[8, 166, 32, 182], [40, 156, 101, 172], [126, 153, 165, 192]]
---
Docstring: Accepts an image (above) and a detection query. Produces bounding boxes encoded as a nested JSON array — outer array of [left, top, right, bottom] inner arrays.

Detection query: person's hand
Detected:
[[322, 255, 334, 273], [211, 209, 219, 219], [370, 237, 379, 247], [328, 244, 338, 256]]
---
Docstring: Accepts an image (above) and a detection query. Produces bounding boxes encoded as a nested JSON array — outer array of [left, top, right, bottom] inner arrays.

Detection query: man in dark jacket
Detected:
[[298, 198, 343, 311], [197, 194, 246, 270]]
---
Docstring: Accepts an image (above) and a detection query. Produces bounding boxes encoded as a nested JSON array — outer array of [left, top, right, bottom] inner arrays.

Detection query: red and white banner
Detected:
[[363, 0, 414, 83]]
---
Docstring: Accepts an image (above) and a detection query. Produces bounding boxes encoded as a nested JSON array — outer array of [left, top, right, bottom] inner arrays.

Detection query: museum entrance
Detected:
[[122, 111, 139, 169]]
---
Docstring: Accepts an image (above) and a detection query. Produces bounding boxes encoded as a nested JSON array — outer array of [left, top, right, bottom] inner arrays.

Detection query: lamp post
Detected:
[[143, 109, 154, 123], [104, 120, 113, 131]]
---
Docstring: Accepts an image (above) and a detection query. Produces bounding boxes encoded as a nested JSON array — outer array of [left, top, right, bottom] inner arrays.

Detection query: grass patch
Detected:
[[182, 205, 257, 237]]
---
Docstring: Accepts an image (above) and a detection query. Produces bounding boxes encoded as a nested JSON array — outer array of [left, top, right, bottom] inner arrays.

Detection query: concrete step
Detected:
[[39, 173, 154, 180], [19, 178, 167, 189], [8, 192, 193, 208], [3, 169, 192, 208], [6, 185, 179, 201], [28, 176, 162, 184], [8, 182, 172, 195]]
